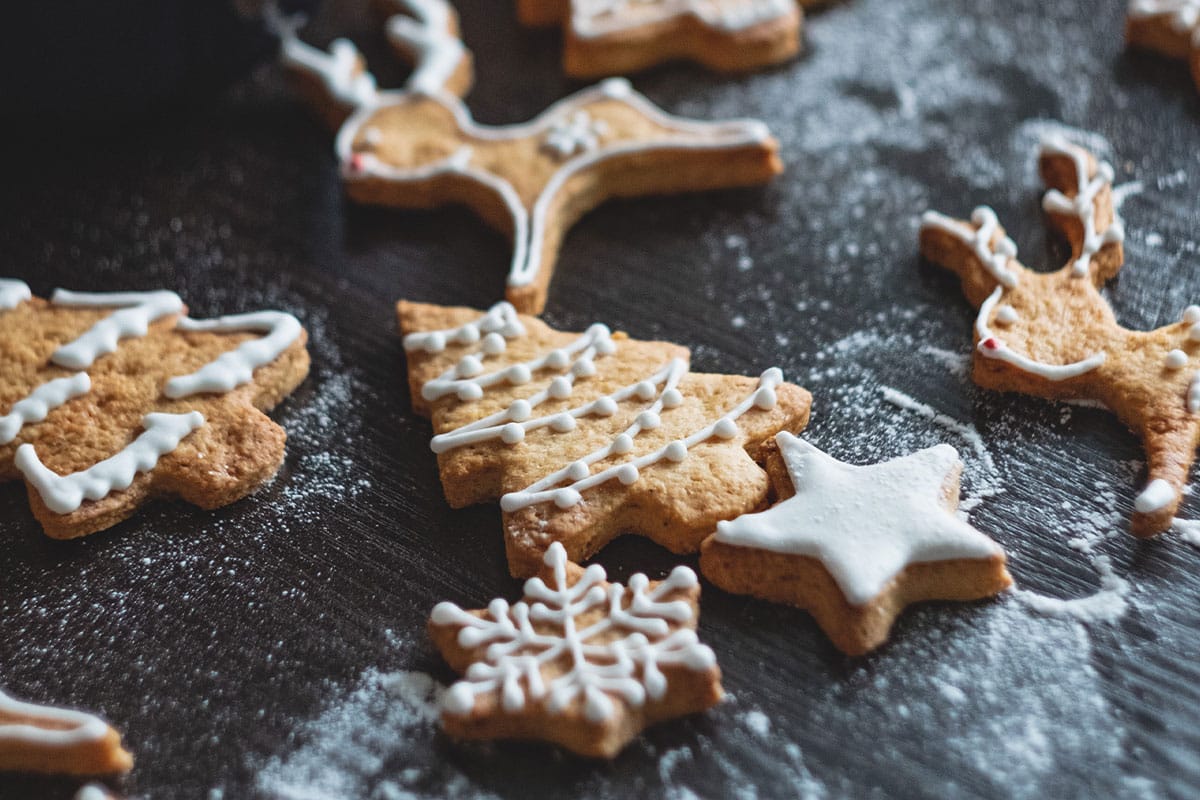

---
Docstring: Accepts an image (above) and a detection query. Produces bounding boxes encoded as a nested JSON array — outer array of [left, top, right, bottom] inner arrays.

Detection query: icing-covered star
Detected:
[[700, 432, 1011, 655], [1126, 0, 1200, 90], [516, 0, 804, 78], [272, 0, 782, 315]]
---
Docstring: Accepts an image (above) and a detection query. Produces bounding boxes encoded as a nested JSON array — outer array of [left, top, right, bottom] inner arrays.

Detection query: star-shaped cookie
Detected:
[[429, 541, 723, 757], [273, 0, 782, 315], [1126, 0, 1200, 90], [515, 0, 804, 78], [0, 690, 133, 775], [700, 432, 1011, 656], [399, 300, 811, 577], [920, 137, 1200, 537]]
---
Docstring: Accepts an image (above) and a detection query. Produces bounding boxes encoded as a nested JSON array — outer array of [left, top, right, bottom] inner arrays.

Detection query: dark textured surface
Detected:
[[2, 0, 1200, 798]]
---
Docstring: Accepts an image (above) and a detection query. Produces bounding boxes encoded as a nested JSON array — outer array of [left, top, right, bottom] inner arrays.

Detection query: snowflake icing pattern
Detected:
[[432, 542, 716, 723]]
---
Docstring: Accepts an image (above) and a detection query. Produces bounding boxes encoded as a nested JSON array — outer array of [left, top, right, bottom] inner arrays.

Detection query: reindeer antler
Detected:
[[920, 138, 1200, 538], [266, 0, 472, 129]]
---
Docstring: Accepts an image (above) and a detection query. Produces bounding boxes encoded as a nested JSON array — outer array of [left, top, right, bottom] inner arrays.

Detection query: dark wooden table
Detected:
[[3, 0, 1199, 797]]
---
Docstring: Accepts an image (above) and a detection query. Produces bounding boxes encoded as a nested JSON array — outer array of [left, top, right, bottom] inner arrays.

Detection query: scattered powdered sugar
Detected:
[[1015, 555, 1130, 623], [1171, 517, 1200, 548]]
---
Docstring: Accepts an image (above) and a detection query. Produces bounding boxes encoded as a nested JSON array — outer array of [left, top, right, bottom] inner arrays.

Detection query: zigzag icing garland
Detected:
[[405, 301, 782, 512], [0, 280, 303, 514]]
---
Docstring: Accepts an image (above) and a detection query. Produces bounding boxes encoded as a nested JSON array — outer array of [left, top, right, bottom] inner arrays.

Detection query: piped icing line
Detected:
[[1039, 135, 1125, 278], [384, 0, 467, 96], [0, 278, 31, 311], [15, 411, 205, 514], [48, 289, 185, 370], [421, 321, 616, 403], [919, 208, 1019, 288], [975, 286, 1107, 380], [0, 372, 91, 446], [1188, 371, 1200, 413], [432, 541, 714, 723], [571, 0, 795, 38], [403, 301, 526, 353], [266, 6, 379, 109], [0, 690, 110, 749], [335, 77, 774, 290], [163, 311, 303, 398], [1128, 0, 1200, 30], [500, 367, 783, 513]]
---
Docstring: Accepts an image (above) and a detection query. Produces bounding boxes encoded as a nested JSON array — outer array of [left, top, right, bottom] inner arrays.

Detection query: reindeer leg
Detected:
[[1132, 411, 1200, 537]]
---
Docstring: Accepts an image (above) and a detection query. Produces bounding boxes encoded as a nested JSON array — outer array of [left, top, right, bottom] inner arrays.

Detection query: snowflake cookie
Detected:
[[514, 0, 804, 78], [0, 280, 309, 538], [920, 137, 1200, 537], [700, 433, 1012, 656], [429, 541, 722, 757], [271, 0, 782, 314], [0, 690, 132, 775], [1126, 0, 1200, 90], [400, 300, 811, 578]]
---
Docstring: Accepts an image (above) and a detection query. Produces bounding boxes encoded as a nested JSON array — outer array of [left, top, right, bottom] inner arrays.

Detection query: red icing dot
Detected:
[[350, 154, 366, 172], [982, 337, 1000, 350]]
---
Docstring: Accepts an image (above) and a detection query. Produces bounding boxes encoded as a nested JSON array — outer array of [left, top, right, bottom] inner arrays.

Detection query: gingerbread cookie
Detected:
[[429, 541, 722, 757], [272, 0, 782, 315], [514, 0, 803, 78], [700, 433, 1011, 656], [0, 280, 309, 539], [1126, 0, 1200, 90], [0, 690, 132, 775], [920, 136, 1200, 537], [399, 300, 811, 577]]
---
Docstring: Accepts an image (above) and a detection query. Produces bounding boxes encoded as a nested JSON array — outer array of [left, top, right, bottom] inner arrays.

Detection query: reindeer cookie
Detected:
[[399, 300, 811, 577], [0, 280, 309, 539], [920, 137, 1200, 537], [0, 690, 132, 775], [429, 542, 722, 757], [514, 0, 803, 78], [271, 0, 782, 315], [700, 433, 1011, 656], [1126, 0, 1200, 90]]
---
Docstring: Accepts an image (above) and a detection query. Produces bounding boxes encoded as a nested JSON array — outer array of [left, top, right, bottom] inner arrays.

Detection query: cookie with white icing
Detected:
[[515, 0, 804, 78], [399, 300, 811, 577], [0, 281, 309, 539], [1126, 0, 1200, 90], [429, 541, 722, 757], [271, 0, 782, 315], [920, 138, 1200, 537], [0, 690, 132, 775], [699, 433, 1012, 656]]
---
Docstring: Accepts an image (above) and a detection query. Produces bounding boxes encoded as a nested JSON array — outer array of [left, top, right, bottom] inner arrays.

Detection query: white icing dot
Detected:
[[611, 433, 634, 454], [661, 388, 683, 409], [567, 461, 590, 481], [554, 488, 582, 508], [425, 332, 446, 353], [636, 411, 661, 430], [455, 325, 480, 344], [996, 305, 1019, 325], [456, 383, 484, 401], [572, 358, 596, 378], [1166, 349, 1189, 370], [550, 413, 576, 433], [594, 336, 617, 356], [508, 399, 532, 421], [548, 376, 573, 399], [545, 349, 570, 369], [502, 322, 524, 338], [501, 423, 525, 444], [506, 365, 532, 384], [591, 397, 617, 416], [456, 355, 483, 378], [616, 464, 639, 485], [1184, 306, 1200, 325], [713, 418, 739, 439], [634, 381, 656, 400], [1190, 323, 1200, 343], [753, 387, 777, 410], [481, 332, 507, 355], [444, 683, 475, 715], [665, 441, 688, 462]]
